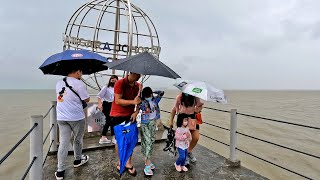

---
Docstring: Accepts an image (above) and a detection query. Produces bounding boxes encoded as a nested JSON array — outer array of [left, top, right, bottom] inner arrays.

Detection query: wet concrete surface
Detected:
[[43, 141, 267, 180]]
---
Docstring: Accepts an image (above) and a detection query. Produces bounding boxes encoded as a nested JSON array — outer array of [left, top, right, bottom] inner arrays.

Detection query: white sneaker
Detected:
[[99, 137, 111, 144], [54, 171, 64, 180], [74, 155, 89, 168]]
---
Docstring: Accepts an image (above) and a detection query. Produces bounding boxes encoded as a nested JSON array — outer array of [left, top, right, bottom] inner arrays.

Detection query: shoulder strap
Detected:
[[63, 77, 82, 101]]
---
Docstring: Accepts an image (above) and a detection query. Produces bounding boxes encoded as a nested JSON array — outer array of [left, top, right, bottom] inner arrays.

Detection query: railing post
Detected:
[[50, 101, 58, 152], [30, 115, 43, 180], [226, 109, 241, 167]]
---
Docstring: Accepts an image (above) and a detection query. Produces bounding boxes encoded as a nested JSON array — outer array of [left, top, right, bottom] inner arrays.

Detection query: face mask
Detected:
[[145, 97, 152, 101], [109, 82, 115, 87]]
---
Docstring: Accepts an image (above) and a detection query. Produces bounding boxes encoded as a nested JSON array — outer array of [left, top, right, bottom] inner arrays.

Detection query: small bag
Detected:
[[188, 118, 197, 130], [63, 77, 88, 109], [196, 113, 203, 124]]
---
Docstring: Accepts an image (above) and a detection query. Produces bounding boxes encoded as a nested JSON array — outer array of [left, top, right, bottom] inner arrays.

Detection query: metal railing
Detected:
[[0, 102, 57, 180], [161, 96, 319, 180]]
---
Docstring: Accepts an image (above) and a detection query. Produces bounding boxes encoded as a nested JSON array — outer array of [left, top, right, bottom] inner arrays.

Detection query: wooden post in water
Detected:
[[226, 109, 241, 167], [30, 115, 43, 180], [50, 101, 58, 152]]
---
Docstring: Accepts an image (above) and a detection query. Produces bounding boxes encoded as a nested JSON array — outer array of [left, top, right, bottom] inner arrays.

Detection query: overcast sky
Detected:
[[0, 0, 319, 90]]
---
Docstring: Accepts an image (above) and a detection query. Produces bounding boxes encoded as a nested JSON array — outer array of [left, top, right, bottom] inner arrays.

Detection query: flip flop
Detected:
[[125, 166, 137, 176]]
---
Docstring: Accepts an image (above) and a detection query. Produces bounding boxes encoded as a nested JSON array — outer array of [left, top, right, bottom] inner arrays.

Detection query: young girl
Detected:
[[97, 75, 118, 144], [140, 87, 164, 176], [175, 118, 192, 172]]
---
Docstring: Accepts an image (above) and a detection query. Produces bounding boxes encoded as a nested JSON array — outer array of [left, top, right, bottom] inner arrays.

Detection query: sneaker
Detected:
[[74, 155, 89, 168], [174, 162, 182, 172], [99, 137, 111, 144], [188, 152, 197, 163], [181, 166, 188, 172], [55, 171, 65, 180]]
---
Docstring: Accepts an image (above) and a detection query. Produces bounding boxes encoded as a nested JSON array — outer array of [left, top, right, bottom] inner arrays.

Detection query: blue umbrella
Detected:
[[39, 50, 108, 76], [113, 122, 138, 175]]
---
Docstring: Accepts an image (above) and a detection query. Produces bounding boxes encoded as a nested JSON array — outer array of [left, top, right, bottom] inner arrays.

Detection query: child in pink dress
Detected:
[[174, 118, 192, 172]]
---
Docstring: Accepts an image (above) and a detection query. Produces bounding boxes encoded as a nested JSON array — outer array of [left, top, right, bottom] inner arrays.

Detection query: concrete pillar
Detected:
[[227, 109, 241, 167], [30, 115, 43, 180]]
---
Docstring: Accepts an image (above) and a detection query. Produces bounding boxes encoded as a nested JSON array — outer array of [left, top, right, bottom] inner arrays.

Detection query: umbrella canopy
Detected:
[[39, 50, 108, 76], [105, 51, 180, 79], [113, 122, 139, 175], [174, 79, 227, 103]]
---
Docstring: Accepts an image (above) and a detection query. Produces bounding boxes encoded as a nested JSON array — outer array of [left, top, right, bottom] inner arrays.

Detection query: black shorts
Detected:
[[177, 113, 200, 130], [177, 113, 195, 127], [110, 116, 131, 135]]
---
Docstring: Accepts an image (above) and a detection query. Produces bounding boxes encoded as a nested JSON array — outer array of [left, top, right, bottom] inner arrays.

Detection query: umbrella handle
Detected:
[[138, 83, 143, 97]]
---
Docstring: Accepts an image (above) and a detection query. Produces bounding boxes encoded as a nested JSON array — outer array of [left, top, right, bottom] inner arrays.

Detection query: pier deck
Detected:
[[43, 133, 267, 180]]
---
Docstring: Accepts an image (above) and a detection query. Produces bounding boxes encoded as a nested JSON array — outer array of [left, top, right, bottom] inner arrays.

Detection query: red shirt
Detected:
[[110, 77, 140, 117]]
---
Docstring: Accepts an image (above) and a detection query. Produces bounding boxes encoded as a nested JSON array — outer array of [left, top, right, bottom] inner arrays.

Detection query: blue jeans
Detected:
[[176, 148, 188, 166]]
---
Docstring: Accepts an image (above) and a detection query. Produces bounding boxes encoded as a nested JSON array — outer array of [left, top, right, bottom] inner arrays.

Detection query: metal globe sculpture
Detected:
[[63, 0, 161, 90]]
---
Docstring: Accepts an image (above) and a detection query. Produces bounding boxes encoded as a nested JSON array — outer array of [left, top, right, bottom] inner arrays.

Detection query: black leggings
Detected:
[[101, 101, 112, 136]]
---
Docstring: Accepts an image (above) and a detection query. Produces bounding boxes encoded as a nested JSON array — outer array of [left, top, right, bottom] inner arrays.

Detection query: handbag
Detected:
[[196, 113, 203, 124], [188, 118, 197, 130], [63, 77, 88, 109]]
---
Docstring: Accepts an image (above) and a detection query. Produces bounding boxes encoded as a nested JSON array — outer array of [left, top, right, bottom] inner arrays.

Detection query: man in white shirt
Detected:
[[55, 67, 90, 180]]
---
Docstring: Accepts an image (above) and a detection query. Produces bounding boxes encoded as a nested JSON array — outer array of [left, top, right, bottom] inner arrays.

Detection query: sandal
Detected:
[[148, 162, 155, 170], [125, 166, 137, 176], [144, 165, 153, 176]]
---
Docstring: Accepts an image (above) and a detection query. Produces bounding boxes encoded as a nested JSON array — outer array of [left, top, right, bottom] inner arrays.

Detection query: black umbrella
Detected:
[[105, 52, 181, 79]]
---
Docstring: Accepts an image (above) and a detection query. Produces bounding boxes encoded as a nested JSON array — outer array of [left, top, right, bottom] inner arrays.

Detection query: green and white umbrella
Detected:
[[173, 79, 227, 103]]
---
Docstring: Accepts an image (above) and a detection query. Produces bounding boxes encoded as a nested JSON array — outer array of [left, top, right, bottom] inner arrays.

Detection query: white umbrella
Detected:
[[173, 79, 227, 103]]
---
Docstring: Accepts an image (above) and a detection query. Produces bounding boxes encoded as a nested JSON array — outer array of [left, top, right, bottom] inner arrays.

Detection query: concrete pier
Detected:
[[43, 141, 267, 179]]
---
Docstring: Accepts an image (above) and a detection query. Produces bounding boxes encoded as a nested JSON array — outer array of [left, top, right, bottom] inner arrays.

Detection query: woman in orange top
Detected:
[[169, 93, 204, 165]]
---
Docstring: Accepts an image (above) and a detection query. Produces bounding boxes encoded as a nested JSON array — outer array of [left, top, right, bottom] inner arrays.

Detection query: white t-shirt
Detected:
[[97, 86, 114, 102], [148, 101, 157, 120], [56, 77, 89, 121]]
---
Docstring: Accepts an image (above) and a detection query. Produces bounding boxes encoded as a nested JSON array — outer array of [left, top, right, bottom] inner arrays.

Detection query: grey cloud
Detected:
[[1, 0, 320, 89]]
